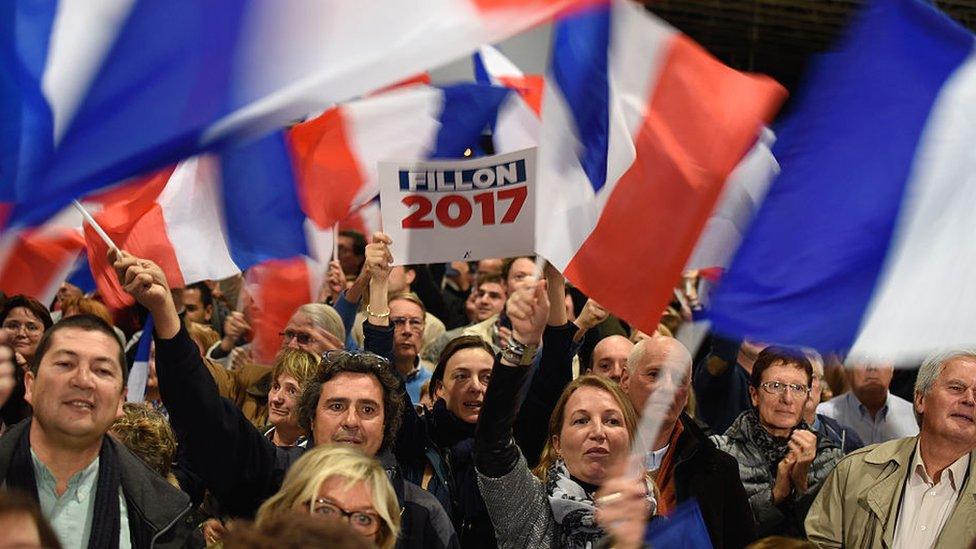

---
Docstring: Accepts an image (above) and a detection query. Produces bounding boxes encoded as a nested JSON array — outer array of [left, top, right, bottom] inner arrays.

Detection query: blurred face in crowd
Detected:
[[436, 347, 493, 424], [183, 288, 212, 325], [269, 374, 303, 432], [313, 372, 386, 457], [25, 327, 125, 445], [472, 282, 506, 322], [750, 362, 809, 437], [337, 235, 363, 277], [849, 362, 894, 404], [55, 282, 83, 311], [476, 258, 503, 282], [505, 258, 535, 295], [590, 336, 633, 384], [300, 476, 382, 544], [553, 386, 630, 485], [803, 355, 826, 421], [282, 311, 341, 356], [621, 337, 690, 429], [0, 345, 15, 408], [915, 357, 976, 445], [389, 299, 424, 366], [2, 307, 45, 360], [386, 267, 414, 296]]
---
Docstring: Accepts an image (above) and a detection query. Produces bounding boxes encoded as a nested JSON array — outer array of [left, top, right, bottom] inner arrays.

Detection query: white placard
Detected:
[[379, 148, 536, 265]]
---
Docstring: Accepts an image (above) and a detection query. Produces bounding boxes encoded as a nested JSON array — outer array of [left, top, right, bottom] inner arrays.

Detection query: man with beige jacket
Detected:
[[805, 349, 976, 548]]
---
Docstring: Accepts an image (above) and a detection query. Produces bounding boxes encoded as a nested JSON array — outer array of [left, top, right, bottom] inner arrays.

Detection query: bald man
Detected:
[[588, 335, 634, 383], [621, 337, 756, 549]]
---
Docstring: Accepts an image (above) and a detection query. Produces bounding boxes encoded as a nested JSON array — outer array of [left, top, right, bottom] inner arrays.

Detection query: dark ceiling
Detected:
[[646, 1, 976, 97]]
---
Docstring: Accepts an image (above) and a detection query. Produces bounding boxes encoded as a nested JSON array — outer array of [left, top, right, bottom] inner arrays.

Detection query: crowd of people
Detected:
[[0, 229, 974, 549]]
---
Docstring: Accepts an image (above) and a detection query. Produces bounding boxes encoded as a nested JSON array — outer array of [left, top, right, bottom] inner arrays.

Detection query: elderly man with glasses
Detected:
[[710, 346, 844, 538]]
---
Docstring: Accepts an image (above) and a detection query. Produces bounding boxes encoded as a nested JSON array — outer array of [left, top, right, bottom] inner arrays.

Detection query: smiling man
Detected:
[[807, 349, 976, 549], [0, 314, 194, 548]]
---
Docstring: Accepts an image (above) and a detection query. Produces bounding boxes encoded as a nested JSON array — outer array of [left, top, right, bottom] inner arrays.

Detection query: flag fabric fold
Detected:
[[709, 0, 976, 361], [536, 0, 786, 336]]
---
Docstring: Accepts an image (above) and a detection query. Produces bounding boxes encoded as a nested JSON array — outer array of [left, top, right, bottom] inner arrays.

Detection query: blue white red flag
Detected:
[[472, 45, 543, 154], [536, 0, 786, 335], [288, 83, 517, 232], [709, 0, 976, 362], [127, 314, 153, 403], [2, 0, 597, 229]]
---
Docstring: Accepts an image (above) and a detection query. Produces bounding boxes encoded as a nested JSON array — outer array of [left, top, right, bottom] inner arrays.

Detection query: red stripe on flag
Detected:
[[249, 258, 312, 364], [288, 108, 367, 230], [499, 75, 544, 116], [369, 73, 432, 97], [84, 166, 185, 309], [0, 229, 85, 301], [564, 35, 786, 333]]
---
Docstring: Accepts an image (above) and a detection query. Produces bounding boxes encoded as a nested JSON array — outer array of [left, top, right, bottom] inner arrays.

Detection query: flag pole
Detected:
[[332, 222, 339, 261], [72, 200, 119, 254]]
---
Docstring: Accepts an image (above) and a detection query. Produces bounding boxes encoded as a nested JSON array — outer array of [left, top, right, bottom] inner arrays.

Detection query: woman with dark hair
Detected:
[[0, 295, 53, 367], [0, 342, 30, 434], [710, 346, 843, 538]]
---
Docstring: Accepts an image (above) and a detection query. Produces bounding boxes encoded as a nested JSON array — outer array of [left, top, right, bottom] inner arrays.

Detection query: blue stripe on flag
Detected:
[[551, 4, 611, 193], [14, 0, 248, 227], [472, 50, 491, 85], [67, 254, 97, 294], [709, 0, 974, 352], [221, 131, 308, 269], [134, 314, 154, 362], [1, 0, 57, 202], [429, 84, 511, 159]]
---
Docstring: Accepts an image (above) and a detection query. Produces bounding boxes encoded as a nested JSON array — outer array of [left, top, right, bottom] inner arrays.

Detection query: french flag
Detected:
[[127, 314, 153, 403], [710, 0, 976, 362], [288, 83, 519, 231], [536, 0, 786, 335], [4, 0, 598, 229], [0, 222, 85, 305], [83, 131, 307, 309]]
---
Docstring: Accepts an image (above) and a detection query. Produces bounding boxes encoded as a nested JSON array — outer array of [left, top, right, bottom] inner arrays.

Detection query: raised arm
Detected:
[[475, 278, 555, 547], [514, 264, 578, 467], [111, 251, 287, 518]]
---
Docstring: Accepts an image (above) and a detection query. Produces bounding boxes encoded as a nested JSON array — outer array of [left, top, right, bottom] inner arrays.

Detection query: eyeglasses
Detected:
[[2, 321, 42, 334], [390, 317, 424, 331], [760, 381, 810, 396], [307, 498, 381, 536], [280, 330, 313, 345]]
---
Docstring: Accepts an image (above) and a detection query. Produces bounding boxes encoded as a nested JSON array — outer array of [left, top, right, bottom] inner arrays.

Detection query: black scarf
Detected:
[[5, 421, 125, 549], [430, 399, 476, 449]]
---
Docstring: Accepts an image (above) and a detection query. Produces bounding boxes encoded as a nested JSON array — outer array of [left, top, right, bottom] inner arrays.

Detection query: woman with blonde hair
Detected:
[[475, 279, 657, 548], [255, 445, 401, 549]]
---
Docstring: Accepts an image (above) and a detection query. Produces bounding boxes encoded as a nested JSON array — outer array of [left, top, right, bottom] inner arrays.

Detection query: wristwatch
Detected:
[[501, 338, 538, 366]]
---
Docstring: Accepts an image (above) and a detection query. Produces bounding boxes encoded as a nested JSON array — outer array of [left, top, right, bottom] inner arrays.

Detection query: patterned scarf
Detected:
[[738, 409, 811, 466], [544, 460, 604, 549]]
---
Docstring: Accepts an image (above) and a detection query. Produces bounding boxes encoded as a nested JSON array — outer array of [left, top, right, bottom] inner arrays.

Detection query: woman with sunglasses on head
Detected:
[[710, 346, 843, 538], [254, 444, 400, 549], [474, 277, 658, 549]]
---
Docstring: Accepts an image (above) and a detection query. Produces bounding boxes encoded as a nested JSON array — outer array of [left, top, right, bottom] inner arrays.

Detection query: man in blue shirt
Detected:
[[817, 361, 919, 445]]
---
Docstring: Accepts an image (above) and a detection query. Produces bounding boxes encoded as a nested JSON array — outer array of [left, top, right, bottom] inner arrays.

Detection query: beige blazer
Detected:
[[805, 436, 976, 548]]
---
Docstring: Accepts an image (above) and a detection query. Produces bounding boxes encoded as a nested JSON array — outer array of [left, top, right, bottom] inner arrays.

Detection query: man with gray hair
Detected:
[[806, 348, 976, 548], [619, 336, 755, 548]]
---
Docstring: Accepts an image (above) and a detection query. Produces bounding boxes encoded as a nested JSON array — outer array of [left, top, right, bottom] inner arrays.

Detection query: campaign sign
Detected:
[[379, 148, 536, 265]]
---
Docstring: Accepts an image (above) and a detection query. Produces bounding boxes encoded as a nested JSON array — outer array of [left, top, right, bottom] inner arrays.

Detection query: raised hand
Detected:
[[788, 429, 817, 492], [507, 278, 549, 347]]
